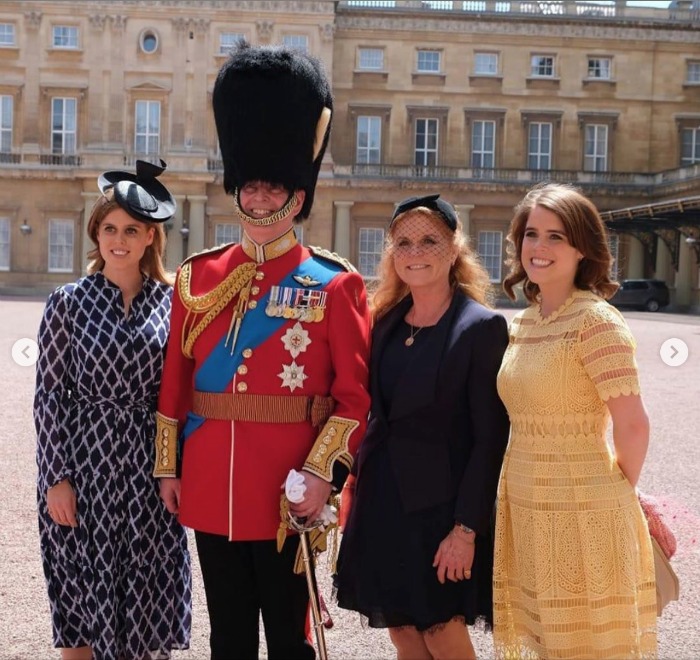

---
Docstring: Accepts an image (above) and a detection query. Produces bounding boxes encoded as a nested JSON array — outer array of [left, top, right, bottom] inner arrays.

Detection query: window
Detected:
[[48, 219, 74, 272], [471, 120, 495, 169], [528, 122, 552, 170], [140, 30, 159, 54], [477, 231, 502, 282], [135, 100, 160, 155], [0, 23, 15, 46], [608, 234, 619, 279], [356, 116, 381, 164], [51, 98, 77, 154], [417, 50, 441, 73], [358, 47, 384, 71], [681, 127, 700, 165], [587, 57, 612, 79], [414, 118, 439, 167], [282, 35, 309, 53], [584, 124, 608, 172], [52, 26, 79, 49], [474, 52, 498, 75], [358, 227, 385, 279], [220, 32, 245, 55], [215, 223, 241, 246], [0, 218, 9, 271], [0, 96, 12, 152], [687, 61, 700, 83], [530, 55, 554, 77]]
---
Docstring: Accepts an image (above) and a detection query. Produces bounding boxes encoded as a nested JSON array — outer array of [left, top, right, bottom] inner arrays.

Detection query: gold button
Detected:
[[162, 447, 169, 456], [237, 381, 248, 393], [237, 365, 248, 375], [162, 438, 169, 446], [248, 300, 258, 310], [162, 428, 169, 437], [251, 286, 260, 295], [161, 457, 169, 466], [255, 271, 265, 280], [328, 427, 337, 436], [242, 348, 253, 358]]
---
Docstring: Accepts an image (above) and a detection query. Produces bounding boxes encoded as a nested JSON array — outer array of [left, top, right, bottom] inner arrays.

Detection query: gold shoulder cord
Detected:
[[178, 261, 258, 358]]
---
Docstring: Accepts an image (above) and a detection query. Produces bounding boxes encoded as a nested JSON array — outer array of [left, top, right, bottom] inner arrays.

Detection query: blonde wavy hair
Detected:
[[371, 207, 493, 322], [502, 182, 618, 303], [86, 189, 174, 285]]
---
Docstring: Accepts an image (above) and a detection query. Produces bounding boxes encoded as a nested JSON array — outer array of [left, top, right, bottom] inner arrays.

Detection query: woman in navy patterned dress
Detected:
[[34, 161, 191, 660]]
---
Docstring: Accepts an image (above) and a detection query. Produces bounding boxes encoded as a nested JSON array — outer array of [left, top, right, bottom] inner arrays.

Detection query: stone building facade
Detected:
[[0, 0, 699, 309]]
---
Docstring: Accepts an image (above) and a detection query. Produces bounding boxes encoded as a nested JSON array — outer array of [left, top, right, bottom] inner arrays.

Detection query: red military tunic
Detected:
[[154, 228, 371, 541]]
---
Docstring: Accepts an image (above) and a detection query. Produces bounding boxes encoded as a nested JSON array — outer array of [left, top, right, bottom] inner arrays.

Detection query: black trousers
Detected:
[[195, 530, 315, 660]]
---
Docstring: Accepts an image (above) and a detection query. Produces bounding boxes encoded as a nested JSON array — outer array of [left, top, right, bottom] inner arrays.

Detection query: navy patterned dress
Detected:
[[34, 272, 191, 660]]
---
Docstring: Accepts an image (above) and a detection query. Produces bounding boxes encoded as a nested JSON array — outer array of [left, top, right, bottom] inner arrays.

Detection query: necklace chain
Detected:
[[405, 323, 424, 347]]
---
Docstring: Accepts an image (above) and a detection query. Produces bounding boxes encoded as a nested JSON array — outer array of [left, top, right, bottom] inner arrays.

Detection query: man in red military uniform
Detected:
[[154, 42, 371, 658]]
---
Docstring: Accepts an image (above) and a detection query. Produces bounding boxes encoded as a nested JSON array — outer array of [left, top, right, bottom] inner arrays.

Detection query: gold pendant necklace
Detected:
[[405, 324, 424, 347]]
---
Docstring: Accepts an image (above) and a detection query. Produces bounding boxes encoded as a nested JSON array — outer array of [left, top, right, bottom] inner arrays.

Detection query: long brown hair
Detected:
[[86, 189, 174, 285], [371, 207, 493, 322], [503, 183, 618, 303]]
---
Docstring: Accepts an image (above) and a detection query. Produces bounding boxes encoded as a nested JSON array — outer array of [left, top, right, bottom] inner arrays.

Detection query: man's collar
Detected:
[[241, 227, 298, 263]]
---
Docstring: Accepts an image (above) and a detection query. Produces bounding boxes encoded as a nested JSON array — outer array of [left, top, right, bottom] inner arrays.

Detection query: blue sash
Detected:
[[180, 255, 343, 443]]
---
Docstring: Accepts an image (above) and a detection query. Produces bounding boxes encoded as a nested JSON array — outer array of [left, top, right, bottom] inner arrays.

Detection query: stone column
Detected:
[[626, 236, 644, 279], [454, 204, 474, 242], [165, 194, 186, 269], [654, 236, 670, 282], [333, 201, 354, 258], [674, 238, 692, 308], [80, 192, 100, 274], [187, 194, 207, 256]]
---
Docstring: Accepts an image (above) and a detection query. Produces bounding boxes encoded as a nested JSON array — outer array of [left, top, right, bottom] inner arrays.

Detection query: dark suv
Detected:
[[610, 279, 670, 312]]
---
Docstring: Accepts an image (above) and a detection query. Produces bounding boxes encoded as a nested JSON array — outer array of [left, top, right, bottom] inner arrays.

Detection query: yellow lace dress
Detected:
[[494, 290, 657, 660]]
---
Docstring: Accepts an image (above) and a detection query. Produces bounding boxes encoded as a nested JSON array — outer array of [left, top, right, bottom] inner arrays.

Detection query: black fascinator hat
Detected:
[[98, 159, 176, 223], [390, 194, 458, 232]]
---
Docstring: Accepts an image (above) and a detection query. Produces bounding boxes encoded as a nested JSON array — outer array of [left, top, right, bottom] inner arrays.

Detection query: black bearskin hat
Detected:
[[213, 42, 333, 220]]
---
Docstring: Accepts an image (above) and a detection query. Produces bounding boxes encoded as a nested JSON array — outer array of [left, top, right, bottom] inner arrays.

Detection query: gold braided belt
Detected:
[[192, 391, 335, 428]]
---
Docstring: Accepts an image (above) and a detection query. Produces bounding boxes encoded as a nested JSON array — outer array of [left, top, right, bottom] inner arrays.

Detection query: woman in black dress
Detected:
[[335, 194, 510, 659]]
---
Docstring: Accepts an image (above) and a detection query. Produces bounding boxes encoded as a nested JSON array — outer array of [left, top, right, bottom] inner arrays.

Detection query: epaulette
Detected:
[[180, 242, 234, 269], [308, 245, 357, 273]]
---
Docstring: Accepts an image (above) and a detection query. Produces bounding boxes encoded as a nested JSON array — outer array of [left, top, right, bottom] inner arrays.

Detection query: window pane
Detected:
[[471, 120, 496, 169], [417, 50, 440, 73], [135, 101, 161, 154], [681, 128, 700, 165], [477, 231, 502, 281], [357, 116, 381, 164], [0, 218, 9, 270], [528, 122, 551, 170], [531, 55, 554, 77], [358, 227, 385, 278], [688, 61, 700, 83], [358, 48, 384, 70], [414, 118, 438, 167], [53, 26, 78, 48], [0, 23, 15, 46], [0, 96, 12, 152], [51, 97, 77, 154], [214, 223, 242, 246], [220, 32, 244, 54], [48, 220, 74, 272], [282, 35, 308, 53], [584, 124, 608, 171], [474, 52, 498, 75]]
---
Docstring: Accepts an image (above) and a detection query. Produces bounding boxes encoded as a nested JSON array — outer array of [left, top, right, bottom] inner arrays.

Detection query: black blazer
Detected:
[[354, 290, 510, 536]]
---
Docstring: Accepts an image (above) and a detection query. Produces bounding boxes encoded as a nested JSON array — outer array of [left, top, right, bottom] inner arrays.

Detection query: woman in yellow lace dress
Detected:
[[494, 183, 657, 659]]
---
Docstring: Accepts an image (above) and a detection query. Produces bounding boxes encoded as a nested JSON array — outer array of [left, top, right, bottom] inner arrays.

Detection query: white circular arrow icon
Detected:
[[659, 338, 689, 368], [11, 338, 39, 367]]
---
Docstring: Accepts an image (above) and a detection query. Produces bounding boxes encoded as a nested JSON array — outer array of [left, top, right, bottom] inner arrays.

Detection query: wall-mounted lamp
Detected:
[[19, 221, 32, 235], [685, 236, 698, 245], [179, 226, 190, 238]]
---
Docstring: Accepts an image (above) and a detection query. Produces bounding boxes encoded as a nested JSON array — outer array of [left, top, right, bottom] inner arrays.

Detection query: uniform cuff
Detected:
[[302, 415, 358, 483], [153, 412, 178, 478]]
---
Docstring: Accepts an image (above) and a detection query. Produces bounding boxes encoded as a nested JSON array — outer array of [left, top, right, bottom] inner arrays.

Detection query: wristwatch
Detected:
[[455, 522, 476, 536]]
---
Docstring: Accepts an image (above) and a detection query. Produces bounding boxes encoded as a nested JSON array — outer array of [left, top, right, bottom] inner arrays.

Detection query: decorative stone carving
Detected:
[[24, 11, 42, 29], [319, 23, 335, 42], [89, 14, 108, 30], [256, 20, 275, 42], [110, 15, 127, 31]]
